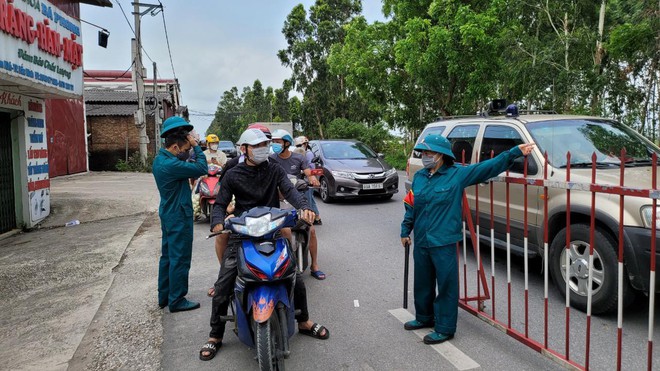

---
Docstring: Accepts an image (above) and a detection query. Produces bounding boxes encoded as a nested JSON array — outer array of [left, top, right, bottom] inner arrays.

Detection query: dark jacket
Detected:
[[210, 160, 309, 231]]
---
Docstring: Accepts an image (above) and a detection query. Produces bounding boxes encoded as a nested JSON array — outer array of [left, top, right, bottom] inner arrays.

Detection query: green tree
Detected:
[[207, 87, 244, 143], [279, 0, 365, 138]]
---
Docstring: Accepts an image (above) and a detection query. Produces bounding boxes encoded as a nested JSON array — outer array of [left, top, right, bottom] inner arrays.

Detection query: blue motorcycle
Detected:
[[217, 206, 300, 370]]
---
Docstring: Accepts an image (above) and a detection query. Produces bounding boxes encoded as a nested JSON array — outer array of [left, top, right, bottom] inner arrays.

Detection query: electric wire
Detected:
[[158, 1, 178, 84], [113, 0, 155, 64]]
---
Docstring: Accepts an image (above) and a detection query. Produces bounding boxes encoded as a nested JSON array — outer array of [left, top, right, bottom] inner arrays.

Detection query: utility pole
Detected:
[[153, 61, 162, 151], [132, 2, 162, 164]]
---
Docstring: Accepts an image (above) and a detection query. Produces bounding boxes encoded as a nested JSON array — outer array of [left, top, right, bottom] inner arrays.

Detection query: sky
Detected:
[[80, 1, 386, 136]]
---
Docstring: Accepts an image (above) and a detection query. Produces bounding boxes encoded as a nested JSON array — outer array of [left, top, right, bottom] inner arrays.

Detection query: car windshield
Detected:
[[526, 119, 660, 168], [218, 141, 233, 149], [320, 141, 377, 159]]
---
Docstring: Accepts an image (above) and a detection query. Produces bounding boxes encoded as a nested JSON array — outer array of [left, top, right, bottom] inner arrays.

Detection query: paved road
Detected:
[[161, 173, 562, 370]]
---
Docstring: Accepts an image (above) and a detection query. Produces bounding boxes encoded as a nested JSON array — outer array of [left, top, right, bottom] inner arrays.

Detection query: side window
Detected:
[[447, 125, 480, 163], [480, 125, 537, 175], [412, 125, 446, 159]]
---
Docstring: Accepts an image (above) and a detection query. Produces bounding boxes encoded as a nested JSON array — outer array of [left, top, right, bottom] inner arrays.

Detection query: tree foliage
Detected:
[[206, 80, 295, 143]]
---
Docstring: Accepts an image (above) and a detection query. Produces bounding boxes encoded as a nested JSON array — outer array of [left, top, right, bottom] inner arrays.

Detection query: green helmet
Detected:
[[161, 116, 193, 138]]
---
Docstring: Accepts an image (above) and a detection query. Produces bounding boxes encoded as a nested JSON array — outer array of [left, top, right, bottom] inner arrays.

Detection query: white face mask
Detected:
[[209, 144, 219, 151], [422, 153, 440, 169], [250, 146, 270, 164]]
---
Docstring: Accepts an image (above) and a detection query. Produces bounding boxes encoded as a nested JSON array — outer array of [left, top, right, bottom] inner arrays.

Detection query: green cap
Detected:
[[161, 116, 193, 138], [414, 134, 455, 159]]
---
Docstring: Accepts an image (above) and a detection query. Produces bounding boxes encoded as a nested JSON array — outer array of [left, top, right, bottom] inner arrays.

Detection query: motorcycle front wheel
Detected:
[[256, 316, 286, 371]]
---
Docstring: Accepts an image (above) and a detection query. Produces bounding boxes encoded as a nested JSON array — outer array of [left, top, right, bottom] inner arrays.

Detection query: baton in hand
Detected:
[[403, 241, 410, 309]]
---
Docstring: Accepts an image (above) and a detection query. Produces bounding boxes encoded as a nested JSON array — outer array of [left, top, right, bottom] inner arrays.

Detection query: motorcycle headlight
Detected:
[[233, 213, 286, 237], [384, 168, 397, 177], [331, 171, 356, 179], [199, 182, 210, 196], [641, 206, 660, 229]]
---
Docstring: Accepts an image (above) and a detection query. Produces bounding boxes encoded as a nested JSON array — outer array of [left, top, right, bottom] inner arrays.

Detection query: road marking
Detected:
[[388, 308, 480, 371], [354, 300, 360, 307]]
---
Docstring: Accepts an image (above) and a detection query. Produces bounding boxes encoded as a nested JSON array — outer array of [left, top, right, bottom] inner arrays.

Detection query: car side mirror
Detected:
[[377, 153, 384, 158], [510, 156, 538, 175]]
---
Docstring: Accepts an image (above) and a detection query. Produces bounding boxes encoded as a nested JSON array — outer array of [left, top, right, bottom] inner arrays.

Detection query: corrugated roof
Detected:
[[86, 103, 137, 117]]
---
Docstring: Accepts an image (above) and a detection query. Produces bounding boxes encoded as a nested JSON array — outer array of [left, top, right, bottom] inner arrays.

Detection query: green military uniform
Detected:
[[401, 135, 523, 338], [153, 118, 207, 310]]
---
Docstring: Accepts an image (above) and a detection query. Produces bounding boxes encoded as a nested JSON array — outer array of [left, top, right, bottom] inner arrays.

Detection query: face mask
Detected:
[[422, 154, 439, 169], [209, 144, 219, 151], [250, 146, 270, 164], [175, 146, 190, 161], [271, 143, 283, 154]]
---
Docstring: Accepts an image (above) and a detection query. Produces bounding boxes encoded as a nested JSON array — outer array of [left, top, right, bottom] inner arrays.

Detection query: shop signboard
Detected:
[[0, 0, 83, 97], [0, 89, 50, 224]]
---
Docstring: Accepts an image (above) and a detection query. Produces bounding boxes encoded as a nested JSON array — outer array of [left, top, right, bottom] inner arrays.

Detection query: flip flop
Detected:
[[299, 323, 329, 340], [199, 340, 221, 361], [310, 270, 326, 280]]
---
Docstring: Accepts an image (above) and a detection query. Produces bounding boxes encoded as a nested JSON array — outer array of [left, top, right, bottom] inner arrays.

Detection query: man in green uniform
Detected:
[[153, 116, 208, 312], [400, 134, 534, 344]]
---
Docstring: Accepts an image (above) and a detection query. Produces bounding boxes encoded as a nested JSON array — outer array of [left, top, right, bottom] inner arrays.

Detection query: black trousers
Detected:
[[209, 240, 310, 339]]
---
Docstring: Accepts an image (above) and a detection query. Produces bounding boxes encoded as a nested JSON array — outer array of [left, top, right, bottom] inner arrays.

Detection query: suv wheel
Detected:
[[319, 178, 334, 203], [549, 223, 634, 314]]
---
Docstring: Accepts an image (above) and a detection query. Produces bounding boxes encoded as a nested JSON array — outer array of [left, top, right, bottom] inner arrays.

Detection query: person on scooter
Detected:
[[153, 116, 208, 312], [203, 134, 227, 167], [294, 135, 322, 225], [206, 123, 271, 296], [200, 128, 329, 361], [271, 130, 325, 280]]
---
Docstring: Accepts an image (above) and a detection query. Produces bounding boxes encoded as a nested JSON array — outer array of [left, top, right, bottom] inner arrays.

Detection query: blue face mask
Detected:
[[271, 143, 283, 155]]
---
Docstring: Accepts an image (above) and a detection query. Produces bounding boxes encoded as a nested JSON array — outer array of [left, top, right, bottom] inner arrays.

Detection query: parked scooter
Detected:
[[198, 164, 222, 222], [209, 207, 303, 370]]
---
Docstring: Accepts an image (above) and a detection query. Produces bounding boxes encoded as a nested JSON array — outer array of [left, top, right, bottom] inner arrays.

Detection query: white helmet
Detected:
[[294, 136, 309, 146], [237, 128, 270, 146], [271, 129, 294, 146]]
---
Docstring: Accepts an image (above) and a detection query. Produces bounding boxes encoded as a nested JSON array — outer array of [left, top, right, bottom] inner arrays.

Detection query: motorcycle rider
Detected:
[[200, 128, 329, 361], [206, 124, 271, 297], [193, 134, 228, 221], [294, 135, 322, 225], [271, 130, 325, 280], [152, 116, 208, 312], [203, 134, 227, 167]]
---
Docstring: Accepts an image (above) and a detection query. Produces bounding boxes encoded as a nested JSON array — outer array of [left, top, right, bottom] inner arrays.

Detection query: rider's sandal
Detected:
[[299, 323, 329, 340], [199, 340, 221, 361]]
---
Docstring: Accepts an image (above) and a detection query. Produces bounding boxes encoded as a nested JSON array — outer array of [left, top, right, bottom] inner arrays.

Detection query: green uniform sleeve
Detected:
[[162, 146, 208, 179], [459, 146, 524, 187], [400, 203, 414, 238]]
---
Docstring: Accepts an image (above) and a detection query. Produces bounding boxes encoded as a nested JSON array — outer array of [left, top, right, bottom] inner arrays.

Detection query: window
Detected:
[[412, 125, 446, 158], [481, 125, 537, 175], [447, 125, 480, 163]]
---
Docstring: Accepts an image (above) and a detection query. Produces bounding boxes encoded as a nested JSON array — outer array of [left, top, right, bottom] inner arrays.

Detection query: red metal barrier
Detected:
[[456, 150, 659, 370]]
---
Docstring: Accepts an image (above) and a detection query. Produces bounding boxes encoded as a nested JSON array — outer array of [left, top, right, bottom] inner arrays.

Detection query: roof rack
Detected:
[[518, 110, 557, 115], [432, 115, 482, 121]]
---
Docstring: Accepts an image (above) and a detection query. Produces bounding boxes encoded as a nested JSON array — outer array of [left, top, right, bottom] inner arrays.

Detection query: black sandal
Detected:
[[299, 323, 329, 340], [199, 340, 221, 361]]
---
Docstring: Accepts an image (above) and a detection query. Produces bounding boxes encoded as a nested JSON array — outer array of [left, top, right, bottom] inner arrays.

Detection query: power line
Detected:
[[113, 0, 155, 64], [158, 1, 178, 83]]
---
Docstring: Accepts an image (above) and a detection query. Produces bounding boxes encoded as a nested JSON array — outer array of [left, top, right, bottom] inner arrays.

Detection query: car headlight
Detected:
[[641, 206, 660, 229], [384, 168, 397, 177], [331, 171, 356, 179], [233, 213, 286, 237]]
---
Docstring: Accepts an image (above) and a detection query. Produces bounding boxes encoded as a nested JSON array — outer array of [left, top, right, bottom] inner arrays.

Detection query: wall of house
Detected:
[[46, 99, 87, 177], [87, 115, 156, 171]]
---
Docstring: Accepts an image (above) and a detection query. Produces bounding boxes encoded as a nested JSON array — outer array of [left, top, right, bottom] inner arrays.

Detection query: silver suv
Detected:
[[405, 109, 660, 314]]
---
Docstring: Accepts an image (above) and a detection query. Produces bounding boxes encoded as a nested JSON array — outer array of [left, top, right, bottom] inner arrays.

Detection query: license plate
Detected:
[[363, 183, 383, 190]]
